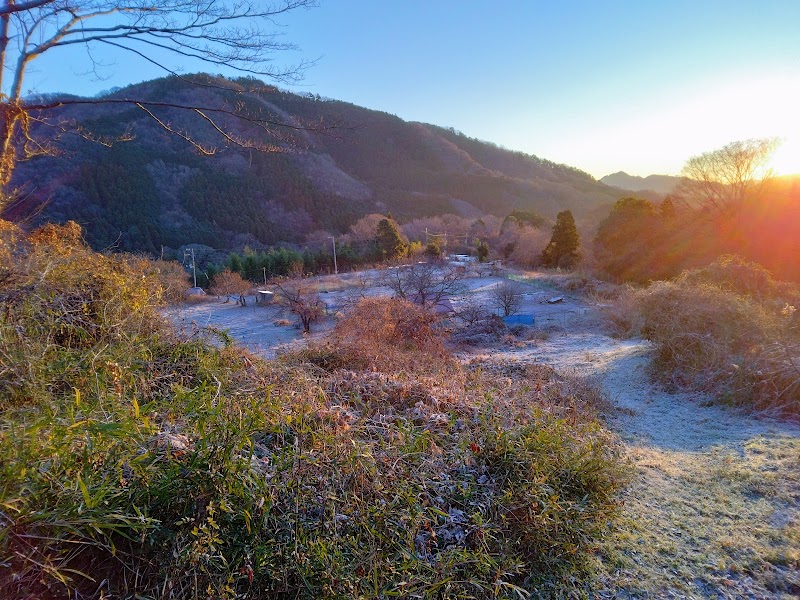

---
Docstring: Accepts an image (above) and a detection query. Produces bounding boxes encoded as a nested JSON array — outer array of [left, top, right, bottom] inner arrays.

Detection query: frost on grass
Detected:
[[594, 435, 800, 598], [0, 235, 627, 600]]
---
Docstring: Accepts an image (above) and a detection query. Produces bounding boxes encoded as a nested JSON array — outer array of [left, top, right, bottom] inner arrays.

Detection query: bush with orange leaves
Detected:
[[296, 297, 453, 375]]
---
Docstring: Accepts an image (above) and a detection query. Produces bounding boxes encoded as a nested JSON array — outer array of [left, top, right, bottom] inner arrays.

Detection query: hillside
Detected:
[[600, 171, 681, 196], [7, 75, 624, 254]]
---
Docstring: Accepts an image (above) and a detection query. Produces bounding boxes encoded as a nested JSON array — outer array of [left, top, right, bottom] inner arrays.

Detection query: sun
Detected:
[[769, 138, 800, 176]]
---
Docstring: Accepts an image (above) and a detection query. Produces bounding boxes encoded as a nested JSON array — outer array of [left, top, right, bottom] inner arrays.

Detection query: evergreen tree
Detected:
[[227, 253, 243, 273], [476, 240, 489, 262], [541, 210, 580, 268], [424, 241, 443, 258], [594, 197, 672, 281], [375, 218, 408, 260]]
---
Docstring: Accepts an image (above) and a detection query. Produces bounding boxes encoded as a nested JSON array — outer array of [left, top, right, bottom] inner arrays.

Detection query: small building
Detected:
[[256, 290, 274, 304]]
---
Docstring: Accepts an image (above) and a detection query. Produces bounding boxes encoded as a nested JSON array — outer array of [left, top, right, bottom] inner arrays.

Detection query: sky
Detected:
[[15, 0, 800, 178]]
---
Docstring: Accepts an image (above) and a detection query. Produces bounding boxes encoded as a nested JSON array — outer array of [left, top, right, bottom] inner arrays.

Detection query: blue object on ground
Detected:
[[502, 314, 534, 326]]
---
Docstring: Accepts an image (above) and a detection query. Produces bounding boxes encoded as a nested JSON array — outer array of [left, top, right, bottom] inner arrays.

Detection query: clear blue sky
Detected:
[[20, 0, 800, 178]]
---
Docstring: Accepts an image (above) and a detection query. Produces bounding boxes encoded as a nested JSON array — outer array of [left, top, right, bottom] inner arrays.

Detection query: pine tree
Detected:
[[476, 240, 489, 262], [375, 218, 408, 260], [541, 210, 580, 268]]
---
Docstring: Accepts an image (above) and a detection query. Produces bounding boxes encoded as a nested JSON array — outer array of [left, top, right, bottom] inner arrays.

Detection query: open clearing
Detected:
[[166, 269, 800, 599]]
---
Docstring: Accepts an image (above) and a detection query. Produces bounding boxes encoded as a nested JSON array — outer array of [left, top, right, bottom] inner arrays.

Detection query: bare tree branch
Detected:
[[674, 138, 779, 218], [0, 0, 320, 201], [0, 0, 54, 16]]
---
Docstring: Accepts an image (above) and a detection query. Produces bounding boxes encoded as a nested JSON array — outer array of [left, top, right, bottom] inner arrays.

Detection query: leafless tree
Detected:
[[674, 138, 779, 218], [343, 213, 387, 243], [509, 225, 549, 268], [381, 262, 466, 308], [0, 0, 319, 203], [210, 269, 251, 305], [275, 281, 323, 333], [491, 280, 524, 317], [455, 299, 491, 327]]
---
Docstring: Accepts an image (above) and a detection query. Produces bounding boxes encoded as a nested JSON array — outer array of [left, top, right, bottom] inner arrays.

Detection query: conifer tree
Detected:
[[476, 240, 490, 262], [541, 210, 580, 268], [375, 218, 408, 260]]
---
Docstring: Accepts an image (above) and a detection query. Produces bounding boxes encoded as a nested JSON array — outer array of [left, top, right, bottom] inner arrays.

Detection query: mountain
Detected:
[[8, 75, 627, 254], [600, 171, 681, 196]]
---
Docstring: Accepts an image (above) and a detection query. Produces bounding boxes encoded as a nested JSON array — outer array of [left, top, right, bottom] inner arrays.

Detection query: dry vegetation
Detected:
[[0, 224, 628, 598], [606, 256, 800, 418], [594, 433, 800, 597]]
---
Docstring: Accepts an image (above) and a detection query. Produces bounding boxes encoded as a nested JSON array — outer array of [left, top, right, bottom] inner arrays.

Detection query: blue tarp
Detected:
[[502, 314, 534, 326]]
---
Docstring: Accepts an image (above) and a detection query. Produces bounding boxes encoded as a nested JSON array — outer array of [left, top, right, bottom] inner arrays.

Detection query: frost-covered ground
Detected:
[[461, 273, 800, 599], [165, 268, 800, 598]]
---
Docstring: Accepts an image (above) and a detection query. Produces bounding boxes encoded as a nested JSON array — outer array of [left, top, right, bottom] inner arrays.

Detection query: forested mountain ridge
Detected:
[[9, 75, 625, 253], [600, 171, 681, 196]]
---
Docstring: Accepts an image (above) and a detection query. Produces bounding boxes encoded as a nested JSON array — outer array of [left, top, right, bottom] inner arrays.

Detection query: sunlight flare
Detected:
[[770, 138, 800, 176]]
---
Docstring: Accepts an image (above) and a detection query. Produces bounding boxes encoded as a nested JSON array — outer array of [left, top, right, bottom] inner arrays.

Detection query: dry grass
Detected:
[[605, 257, 800, 418], [593, 435, 800, 598], [0, 232, 628, 599]]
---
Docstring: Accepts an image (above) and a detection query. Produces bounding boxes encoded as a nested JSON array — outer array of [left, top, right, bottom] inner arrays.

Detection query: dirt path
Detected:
[[463, 306, 800, 598]]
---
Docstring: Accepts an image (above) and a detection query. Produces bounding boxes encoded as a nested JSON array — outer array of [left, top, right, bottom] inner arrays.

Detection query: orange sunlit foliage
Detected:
[[594, 176, 800, 284], [739, 176, 800, 282]]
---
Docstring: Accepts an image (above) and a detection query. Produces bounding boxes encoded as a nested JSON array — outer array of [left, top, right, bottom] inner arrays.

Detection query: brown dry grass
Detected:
[[605, 257, 800, 418]]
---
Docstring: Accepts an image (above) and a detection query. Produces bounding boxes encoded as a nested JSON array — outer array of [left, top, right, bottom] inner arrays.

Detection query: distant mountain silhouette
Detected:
[[600, 172, 681, 196], [9, 74, 626, 253]]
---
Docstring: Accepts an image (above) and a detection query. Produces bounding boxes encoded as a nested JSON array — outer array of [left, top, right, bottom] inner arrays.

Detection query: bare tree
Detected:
[[491, 280, 524, 317], [0, 0, 318, 202], [381, 262, 466, 308], [343, 213, 387, 243], [275, 281, 323, 333], [674, 138, 779, 217], [509, 225, 549, 267], [210, 269, 251, 305], [455, 298, 491, 327]]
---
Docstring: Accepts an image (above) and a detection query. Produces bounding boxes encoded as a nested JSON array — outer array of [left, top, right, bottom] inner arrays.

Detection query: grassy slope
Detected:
[[0, 223, 626, 599]]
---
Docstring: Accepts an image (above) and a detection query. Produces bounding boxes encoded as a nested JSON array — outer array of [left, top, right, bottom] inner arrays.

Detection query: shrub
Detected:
[[210, 268, 252, 304], [294, 297, 449, 375], [1, 236, 628, 598], [424, 240, 443, 258], [148, 258, 192, 303], [0, 224, 172, 406], [613, 260, 800, 417], [677, 254, 784, 301]]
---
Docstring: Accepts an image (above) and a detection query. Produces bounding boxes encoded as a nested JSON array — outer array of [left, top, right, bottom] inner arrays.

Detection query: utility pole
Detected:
[[184, 248, 197, 288], [331, 236, 338, 275]]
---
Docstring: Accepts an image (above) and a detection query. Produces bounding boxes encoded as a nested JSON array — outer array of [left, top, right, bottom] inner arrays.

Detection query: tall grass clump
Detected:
[[610, 255, 800, 418], [1, 226, 627, 598]]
